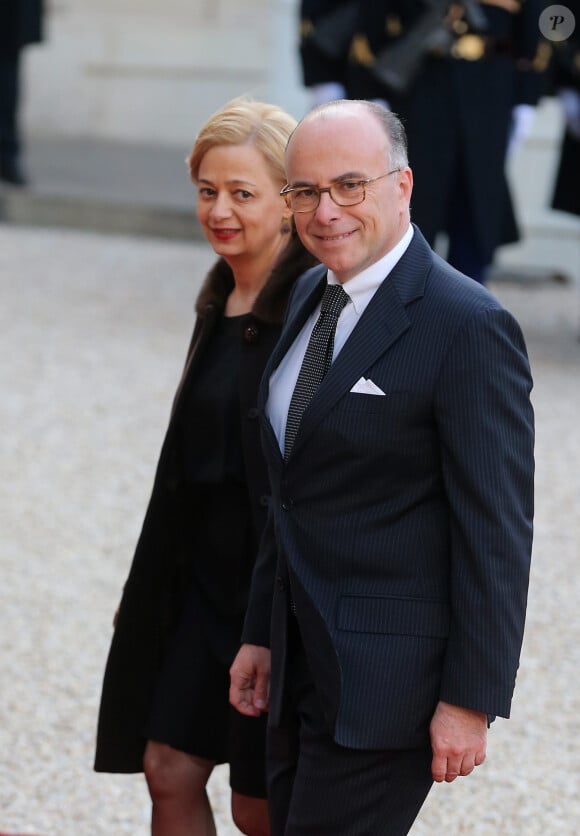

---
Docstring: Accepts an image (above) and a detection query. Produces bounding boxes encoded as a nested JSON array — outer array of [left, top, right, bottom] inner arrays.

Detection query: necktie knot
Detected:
[[320, 283, 350, 318]]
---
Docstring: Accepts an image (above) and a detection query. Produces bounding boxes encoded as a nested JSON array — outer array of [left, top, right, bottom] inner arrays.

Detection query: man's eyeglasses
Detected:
[[280, 169, 401, 213]]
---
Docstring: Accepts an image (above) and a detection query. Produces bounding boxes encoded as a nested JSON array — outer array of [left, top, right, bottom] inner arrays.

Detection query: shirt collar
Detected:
[[326, 224, 414, 315]]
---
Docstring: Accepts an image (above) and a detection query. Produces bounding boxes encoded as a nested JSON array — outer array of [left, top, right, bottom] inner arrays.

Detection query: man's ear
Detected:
[[399, 166, 413, 202]]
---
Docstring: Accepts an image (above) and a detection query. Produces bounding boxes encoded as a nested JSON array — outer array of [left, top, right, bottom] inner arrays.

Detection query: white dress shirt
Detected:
[[267, 224, 414, 455]]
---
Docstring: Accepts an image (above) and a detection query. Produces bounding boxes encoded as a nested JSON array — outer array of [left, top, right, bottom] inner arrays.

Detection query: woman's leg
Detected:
[[144, 740, 216, 836], [231, 791, 270, 836]]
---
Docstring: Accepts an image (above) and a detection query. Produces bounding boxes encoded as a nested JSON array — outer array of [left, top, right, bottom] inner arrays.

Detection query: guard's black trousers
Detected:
[[0, 49, 20, 162]]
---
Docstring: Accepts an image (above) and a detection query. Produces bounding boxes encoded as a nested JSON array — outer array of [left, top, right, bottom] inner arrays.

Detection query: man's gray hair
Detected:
[[299, 99, 409, 171]]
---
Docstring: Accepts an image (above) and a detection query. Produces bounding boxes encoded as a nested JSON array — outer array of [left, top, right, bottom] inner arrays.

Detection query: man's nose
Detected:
[[314, 190, 340, 222]]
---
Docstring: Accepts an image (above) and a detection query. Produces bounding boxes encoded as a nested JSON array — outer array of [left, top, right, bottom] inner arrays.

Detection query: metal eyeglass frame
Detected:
[[280, 169, 401, 212]]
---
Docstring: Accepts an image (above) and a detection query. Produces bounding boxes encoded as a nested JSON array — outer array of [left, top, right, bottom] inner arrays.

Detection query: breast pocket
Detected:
[[327, 392, 430, 464], [338, 391, 412, 414]]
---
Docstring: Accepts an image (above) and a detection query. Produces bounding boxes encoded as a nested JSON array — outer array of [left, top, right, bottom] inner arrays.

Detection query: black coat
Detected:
[[346, 1, 549, 265], [94, 235, 316, 773], [0, 0, 44, 52]]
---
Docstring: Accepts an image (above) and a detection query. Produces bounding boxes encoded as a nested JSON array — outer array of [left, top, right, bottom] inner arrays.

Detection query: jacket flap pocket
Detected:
[[337, 595, 449, 638]]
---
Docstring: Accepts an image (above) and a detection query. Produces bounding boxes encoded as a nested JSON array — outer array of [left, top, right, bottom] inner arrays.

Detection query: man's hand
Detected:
[[229, 643, 271, 718], [430, 700, 487, 783]]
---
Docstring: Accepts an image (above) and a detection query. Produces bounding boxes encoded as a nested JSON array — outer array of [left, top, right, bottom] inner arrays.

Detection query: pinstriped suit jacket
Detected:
[[242, 226, 534, 751]]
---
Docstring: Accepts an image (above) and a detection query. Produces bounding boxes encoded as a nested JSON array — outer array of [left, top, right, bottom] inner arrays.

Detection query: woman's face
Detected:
[[196, 142, 291, 262]]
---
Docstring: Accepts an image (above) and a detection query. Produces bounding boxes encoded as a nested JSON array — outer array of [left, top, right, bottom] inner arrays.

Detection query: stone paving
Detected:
[[0, 224, 579, 835]]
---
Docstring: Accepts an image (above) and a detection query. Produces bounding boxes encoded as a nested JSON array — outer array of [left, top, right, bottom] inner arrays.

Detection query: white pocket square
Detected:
[[349, 377, 386, 396]]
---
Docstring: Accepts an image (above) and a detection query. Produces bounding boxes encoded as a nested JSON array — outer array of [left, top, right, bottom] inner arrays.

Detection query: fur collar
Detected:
[[195, 233, 318, 325]]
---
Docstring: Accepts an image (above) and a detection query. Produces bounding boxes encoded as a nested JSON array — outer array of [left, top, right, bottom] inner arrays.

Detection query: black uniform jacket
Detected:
[[299, 0, 360, 87], [94, 234, 316, 773]]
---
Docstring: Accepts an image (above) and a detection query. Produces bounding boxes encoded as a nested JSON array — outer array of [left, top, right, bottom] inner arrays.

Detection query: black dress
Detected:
[[145, 312, 267, 796]]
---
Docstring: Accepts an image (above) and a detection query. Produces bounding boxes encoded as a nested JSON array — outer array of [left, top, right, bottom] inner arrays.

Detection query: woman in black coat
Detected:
[[0, 0, 44, 184], [94, 98, 316, 835]]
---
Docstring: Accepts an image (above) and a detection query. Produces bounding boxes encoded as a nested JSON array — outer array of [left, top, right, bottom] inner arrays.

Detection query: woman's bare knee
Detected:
[[232, 791, 270, 836]]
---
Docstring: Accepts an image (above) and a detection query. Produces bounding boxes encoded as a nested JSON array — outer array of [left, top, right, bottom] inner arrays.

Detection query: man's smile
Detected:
[[315, 230, 356, 242]]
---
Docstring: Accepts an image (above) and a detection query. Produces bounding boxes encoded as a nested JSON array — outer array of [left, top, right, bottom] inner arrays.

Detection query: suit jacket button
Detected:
[[281, 499, 293, 511], [276, 576, 287, 591]]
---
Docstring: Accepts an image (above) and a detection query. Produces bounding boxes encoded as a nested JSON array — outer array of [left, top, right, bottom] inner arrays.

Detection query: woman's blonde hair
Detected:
[[188, 97, 297, 186]]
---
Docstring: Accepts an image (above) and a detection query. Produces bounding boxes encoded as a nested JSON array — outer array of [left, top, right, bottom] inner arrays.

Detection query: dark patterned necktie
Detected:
[[284, 283, 350, 461]]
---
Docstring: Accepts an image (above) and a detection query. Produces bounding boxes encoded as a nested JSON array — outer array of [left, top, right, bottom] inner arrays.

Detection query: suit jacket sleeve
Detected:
[[435, 306, 534, 716], [241, 503, 277, 647]]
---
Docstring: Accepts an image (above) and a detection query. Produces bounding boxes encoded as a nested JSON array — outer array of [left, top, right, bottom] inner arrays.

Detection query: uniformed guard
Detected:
[[299, 1, 359, 105], [550, 0, 580, 217], [0, 0, 44, 185], [347, 0, 550, 283]]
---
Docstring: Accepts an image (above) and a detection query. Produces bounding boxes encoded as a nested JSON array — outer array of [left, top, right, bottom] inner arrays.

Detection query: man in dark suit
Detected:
[[230, 99, 534, 835]]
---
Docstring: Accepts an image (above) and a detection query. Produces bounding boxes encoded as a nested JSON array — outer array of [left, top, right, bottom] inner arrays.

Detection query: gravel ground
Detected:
[[0, 225, 578, 835]]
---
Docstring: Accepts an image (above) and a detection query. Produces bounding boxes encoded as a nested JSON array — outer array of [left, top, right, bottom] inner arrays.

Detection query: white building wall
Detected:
[[21, 0, 309, 147]]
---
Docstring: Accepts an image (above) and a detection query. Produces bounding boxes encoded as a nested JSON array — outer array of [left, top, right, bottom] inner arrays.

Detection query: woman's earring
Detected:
[[281, 217, 292, 234]]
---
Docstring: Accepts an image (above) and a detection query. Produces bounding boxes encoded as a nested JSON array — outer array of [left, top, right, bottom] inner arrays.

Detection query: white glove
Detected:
[[506, 104, 536, 160], [558, 88, 580, 140], [308, 82, 346, 107]]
